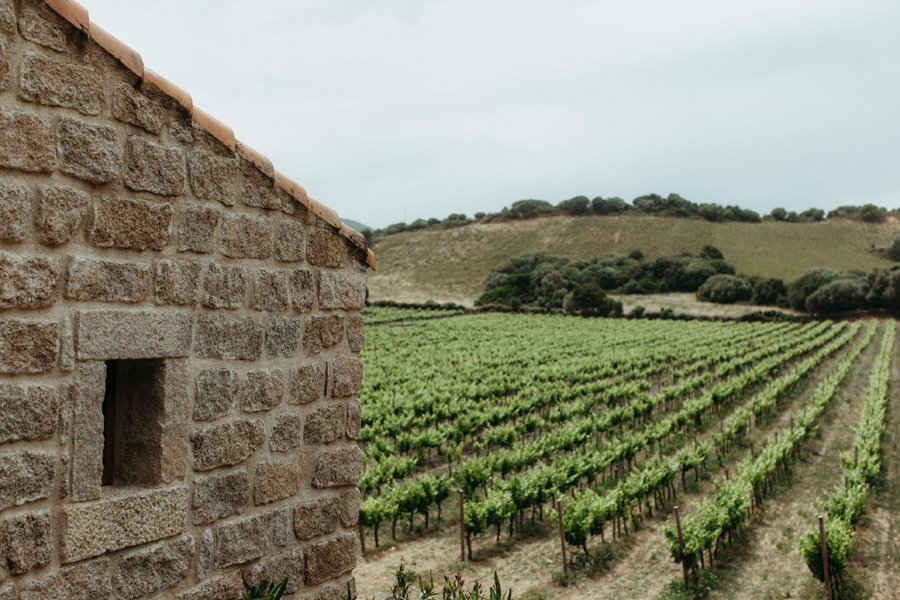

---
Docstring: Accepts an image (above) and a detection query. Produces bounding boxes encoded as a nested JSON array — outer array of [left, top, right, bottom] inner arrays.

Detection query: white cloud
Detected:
[[85, 0, 900, 226]]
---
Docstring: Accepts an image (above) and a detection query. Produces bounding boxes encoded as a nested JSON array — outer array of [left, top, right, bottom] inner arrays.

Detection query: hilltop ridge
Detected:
[[367, 214, 899, 305]]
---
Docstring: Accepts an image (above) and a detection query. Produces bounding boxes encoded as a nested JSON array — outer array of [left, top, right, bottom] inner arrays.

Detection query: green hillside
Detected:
[[367, 215, 899, 305]]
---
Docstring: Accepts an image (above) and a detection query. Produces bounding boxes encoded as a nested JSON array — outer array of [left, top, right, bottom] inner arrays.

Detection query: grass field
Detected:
[[367, 215, 899, 306], [354, 308, 898, 600]]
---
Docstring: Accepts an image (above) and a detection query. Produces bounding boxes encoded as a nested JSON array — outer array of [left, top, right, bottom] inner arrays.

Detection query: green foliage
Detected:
[[827, 203, 889, 223], [664, 323, 875, 579], [372, 195, 891, 238], [747, 276, 787, 306], [591, 196, 630, 215], [799, 322, 895, 591], [787, 268, 845, 311], [797, 519, 855, 584], [563, 283, 623, 317], [356, 566, 512, 600], [230, 578, 288, 600], [557, 196, 590, 215], [699, 245, 724, 260], [805, 279, 866, 314], [888, 236, 900, 261], [865, 268, 900, 309], [476, 249, 738, 312], [659, 570, 721, 600], [696, 275, 753, 304]]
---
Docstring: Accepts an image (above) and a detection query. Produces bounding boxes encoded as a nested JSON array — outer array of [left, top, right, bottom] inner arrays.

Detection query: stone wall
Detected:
[[0, 1, 367, 598]]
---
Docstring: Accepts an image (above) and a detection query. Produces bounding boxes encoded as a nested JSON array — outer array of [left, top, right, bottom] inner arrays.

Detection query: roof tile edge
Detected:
[[44, 0, 89, 31], [194, 107, 236, 151], [143, 70, 193, 114], [88, 22, 144, 78], [39, 0, 374, 269], [236, 140, 276, 179]]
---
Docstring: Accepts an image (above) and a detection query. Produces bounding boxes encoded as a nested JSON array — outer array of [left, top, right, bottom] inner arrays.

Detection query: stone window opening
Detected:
[[101, 359, 167, 487]]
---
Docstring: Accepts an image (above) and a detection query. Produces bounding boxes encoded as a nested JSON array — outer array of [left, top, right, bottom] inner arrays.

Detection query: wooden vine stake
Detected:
[[818, 516, 833, 600], [358, 521, 366, 554], [556, 498, 569, 577], [459, 493, 466, 563], [674, 506, 689, 590]]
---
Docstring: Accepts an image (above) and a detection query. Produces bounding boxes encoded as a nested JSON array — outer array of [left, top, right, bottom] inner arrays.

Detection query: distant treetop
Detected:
[[372, 194, 896, 238]]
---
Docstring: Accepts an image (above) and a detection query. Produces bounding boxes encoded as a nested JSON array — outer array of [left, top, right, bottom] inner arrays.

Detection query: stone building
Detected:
[[0, 0, 373, 598]]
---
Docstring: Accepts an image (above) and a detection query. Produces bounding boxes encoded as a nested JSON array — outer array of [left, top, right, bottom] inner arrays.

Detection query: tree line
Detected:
[[476, 248, 899, 316], [366, 195, 896, 240]]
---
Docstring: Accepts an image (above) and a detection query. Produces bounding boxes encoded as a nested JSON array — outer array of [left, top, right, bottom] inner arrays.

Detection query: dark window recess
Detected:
[[101, 359, 166, 487]]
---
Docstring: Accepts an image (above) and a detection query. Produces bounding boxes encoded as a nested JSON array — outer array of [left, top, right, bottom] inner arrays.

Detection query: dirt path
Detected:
[[848, 324, 899, 599], [354, 519, 566, 598], [707, 324, 884, 600], [354, 327, 864, 599]]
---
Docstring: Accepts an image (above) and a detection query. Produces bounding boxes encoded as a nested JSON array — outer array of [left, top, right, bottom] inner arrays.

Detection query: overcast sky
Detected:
[[86, 0, 900, 228]]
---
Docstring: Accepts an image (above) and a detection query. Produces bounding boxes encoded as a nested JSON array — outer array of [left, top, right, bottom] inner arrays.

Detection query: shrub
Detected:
[[747, 276, 787, 306], [591, 196, 630, 215], [557, 196, 591, 215], [859, 204, 887, 223], [509, 199, 556, 220], [698, 203, 725, 222], [563, 283, 622, 317], [768, 207, 788, 221], [696, 275, 753, 304], [888, 237, 900, 261], [805, 279, 867, 314], [865, 268, 900, 308], [699, 245, 724, 260], [799, 208, 826, 222], [786, 268, 844, 311]]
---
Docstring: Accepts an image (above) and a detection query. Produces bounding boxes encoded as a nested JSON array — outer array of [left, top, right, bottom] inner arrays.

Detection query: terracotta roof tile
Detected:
[[274, 171, 309, 205], [89, 22, 143, 78], [339, 223, 367, 252], [143, 70, 193, 114], [44, 0, 89, 31], [307, 197, 342, 230], [37, 0, 373, 269], [193, 107, 236, 151], [236, 140, 275, 179]]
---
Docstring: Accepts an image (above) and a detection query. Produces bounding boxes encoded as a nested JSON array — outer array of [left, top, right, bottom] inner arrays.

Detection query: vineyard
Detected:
[[354, 308, 898, 599]]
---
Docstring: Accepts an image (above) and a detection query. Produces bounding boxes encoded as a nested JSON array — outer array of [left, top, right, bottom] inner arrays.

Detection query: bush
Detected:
[[477, 250, 737, 312], [591, 196, 630, 215], [747, 276, 787, 306], [557, 196, 591, 215], [786, 268, 844, 311], [865, 268, 900, 308], [563, 283, 622, 317], [888, 237, 900, 261], [805, 279, 867, 314], [699, 245, 724, 260], [696, 275, 753, 304], [509, 199, 556, 220]]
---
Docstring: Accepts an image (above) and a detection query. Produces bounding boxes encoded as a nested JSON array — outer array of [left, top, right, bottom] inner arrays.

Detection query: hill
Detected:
[[367, 214, 899, 305], [342, 219, 370, 232]]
